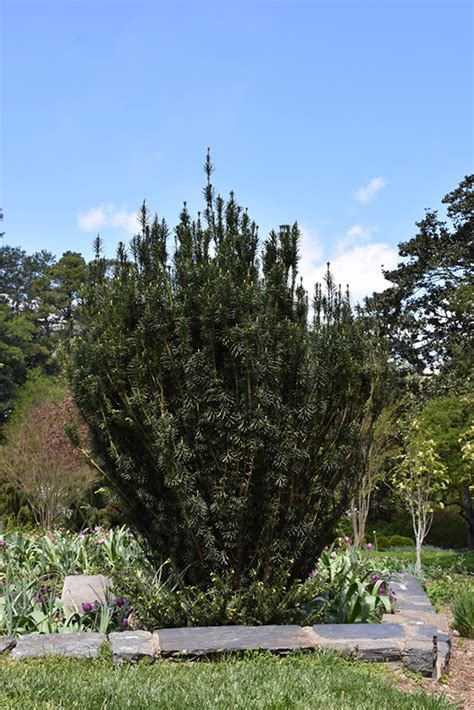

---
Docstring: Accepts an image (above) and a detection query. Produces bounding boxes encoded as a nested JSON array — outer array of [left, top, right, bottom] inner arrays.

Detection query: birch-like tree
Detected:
[[393, 420, 448, 575]]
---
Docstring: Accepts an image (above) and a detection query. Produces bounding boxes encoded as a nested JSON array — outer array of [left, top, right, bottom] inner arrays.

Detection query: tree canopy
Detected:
[[370, 174, 473, 383]]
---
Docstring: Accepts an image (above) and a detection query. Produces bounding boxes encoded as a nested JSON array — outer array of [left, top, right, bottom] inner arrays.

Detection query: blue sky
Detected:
[[2, 0, 473, 300]]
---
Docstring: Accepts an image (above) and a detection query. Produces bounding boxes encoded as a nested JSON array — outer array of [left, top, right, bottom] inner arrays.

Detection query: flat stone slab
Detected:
[[312, 623, 404, 640], [10, 633, 106, 660], [61, 575, 112, 612], [109, 631, 157, 665], [0, 637, 16, 654], [402, 623, 437, 642], [383, 611, 449, 633], [155, 625, 316, 656]]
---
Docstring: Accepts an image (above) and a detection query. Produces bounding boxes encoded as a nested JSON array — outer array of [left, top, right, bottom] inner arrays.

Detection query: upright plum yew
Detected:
[[68, 154, 384, 589]]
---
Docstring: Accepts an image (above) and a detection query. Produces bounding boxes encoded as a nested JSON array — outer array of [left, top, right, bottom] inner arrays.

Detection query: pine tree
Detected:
[[68, 155, 383, 588]]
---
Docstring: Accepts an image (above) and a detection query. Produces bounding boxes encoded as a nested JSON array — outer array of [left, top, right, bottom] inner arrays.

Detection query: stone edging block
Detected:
[[10, 632, 106, 660]]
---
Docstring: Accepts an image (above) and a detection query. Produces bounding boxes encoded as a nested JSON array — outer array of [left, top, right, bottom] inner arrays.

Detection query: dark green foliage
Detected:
[[0, 303, 33, 429], [0, 246, 55, 314], [369, 175, 473, 383], [68, 156, 384, 588], [0, 245, 87, 377], [112, 564, 317, 629]]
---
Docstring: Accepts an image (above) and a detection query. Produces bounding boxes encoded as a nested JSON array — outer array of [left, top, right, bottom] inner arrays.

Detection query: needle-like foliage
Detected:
[[68, 155, 383, 588]]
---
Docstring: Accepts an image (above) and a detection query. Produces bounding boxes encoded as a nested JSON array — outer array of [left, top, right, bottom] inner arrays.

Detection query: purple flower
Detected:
[[0, 540, 6, 548], [82, 602, 93, 613], [121, 617, 129, 628], [34, 585, 54, 605], [115, 597, 126, 607]]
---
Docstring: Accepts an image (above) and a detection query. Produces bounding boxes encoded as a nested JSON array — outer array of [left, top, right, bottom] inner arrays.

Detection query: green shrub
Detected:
[[374, 535, 389, 550], [113, 539, 394, 628], [68, 158, 384, 589], [451, 587, 474, 638], [426, 510, 468, 549], [387, 535, 414, 548], [426, 574, 472, 612], [112, 564, 317, 629]]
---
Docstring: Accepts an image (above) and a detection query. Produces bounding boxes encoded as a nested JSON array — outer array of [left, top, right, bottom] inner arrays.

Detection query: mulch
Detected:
[[393, 624, 473, 709]]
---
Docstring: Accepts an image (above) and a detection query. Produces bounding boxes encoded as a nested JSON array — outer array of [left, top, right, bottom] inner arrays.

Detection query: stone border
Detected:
[[0, 574, 450, 679]]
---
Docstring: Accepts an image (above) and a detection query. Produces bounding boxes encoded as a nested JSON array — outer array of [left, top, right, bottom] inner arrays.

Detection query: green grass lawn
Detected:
[[0, 651, 453, 710], [373, 547, 474, 572]]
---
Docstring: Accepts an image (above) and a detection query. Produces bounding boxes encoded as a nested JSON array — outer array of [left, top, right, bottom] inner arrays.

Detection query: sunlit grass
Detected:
[[0, 650, 453, 710]]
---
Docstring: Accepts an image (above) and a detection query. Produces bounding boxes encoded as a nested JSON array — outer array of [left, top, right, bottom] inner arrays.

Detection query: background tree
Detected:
[[0, 304, 33, 430], [0, 245, 55, 315], [348, 307, 394, 544], [419, 393, 474, 547], [68, 157, 382, 589], [350, 397, 403, 544], [29, 251, 87, 337], [393, 419, 448, 574], [371, 175, 473, 384], [0, 374, 95, 529]]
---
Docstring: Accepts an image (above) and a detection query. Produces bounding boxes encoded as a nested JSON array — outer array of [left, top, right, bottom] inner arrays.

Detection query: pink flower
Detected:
[[367, 543, 373, 550], [331, 551, 337, 558], [344, 536, 351, 543], [97, 539, 105, 545]]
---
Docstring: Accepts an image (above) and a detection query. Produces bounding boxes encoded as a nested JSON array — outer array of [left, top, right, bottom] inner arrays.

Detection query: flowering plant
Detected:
[[294, 537, 395, 624]]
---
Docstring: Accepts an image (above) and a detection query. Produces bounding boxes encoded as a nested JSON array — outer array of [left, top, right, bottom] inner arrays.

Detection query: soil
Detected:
[[394, 628, 474, 709]]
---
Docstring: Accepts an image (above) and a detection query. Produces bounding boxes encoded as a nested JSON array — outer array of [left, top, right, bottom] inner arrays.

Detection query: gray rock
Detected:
[[396, 601, 434, 613], [403, 641, 435, 677], [384, 611, 450, 634], [309, 629, 357, 656], [10, 632, 106, 660], [402, 624, 437, 642], [0, 636, 16, 654], [312, 623, 404, 640], [397, 573, 425, 589], [434, 640, 451, 680], [356, 638, 403, 662], [61, 574, 112, 612], [155, 625, 317, 656], [109, 631, 157, 665]]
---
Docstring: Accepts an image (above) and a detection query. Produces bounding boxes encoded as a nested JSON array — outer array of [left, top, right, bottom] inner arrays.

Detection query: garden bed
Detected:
[[0, 574, 450, 680]]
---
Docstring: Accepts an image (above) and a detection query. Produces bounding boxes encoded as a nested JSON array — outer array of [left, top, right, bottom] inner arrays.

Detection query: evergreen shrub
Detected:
[[68, 156, 383, 589]]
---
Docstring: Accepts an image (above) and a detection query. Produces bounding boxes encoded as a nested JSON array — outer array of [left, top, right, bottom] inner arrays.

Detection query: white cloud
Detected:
[[77, 206, 108, 231], [298, 224, 397, 304], [312, 243, 398, 302], [337, 223, 377, 252], [297, 226, 324, 293], [355, 177, 386, 203], [77, 203, 140, 234]]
